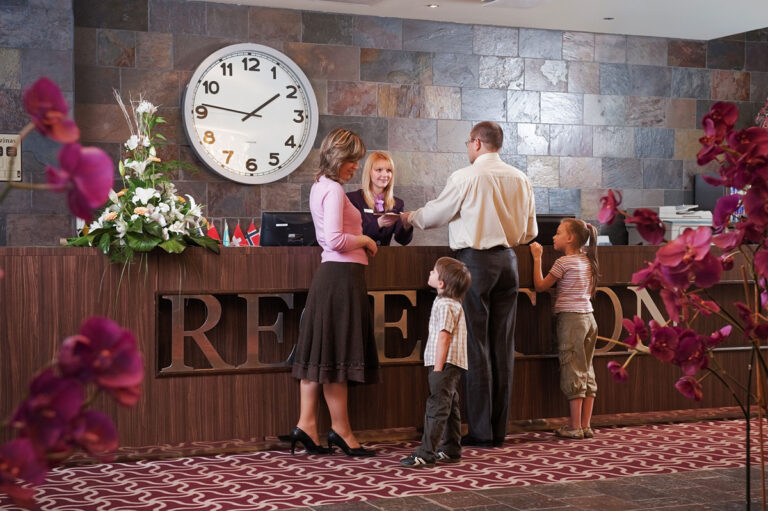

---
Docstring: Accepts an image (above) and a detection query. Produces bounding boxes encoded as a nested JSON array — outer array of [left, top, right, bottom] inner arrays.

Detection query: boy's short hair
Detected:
[[435, 257, 472, 301]]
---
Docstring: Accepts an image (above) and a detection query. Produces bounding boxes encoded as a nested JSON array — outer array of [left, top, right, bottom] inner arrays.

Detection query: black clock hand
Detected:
[[241, 93, 280, 122], [200, 103, 261, 118]]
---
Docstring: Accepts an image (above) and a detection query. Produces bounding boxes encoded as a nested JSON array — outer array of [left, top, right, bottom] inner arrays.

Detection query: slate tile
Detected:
[[260, 182, 302, 211], [549, 188, 581, 215], [121, 69, 181, 108], [746, 42, 768, 71], [74, 65, 119, 104], [302, 12, 354, 46], [541, 92, 582, 124], [74, 0, 148, 31], [524, 59, 567, 92], [206, 3, 248, 40], [433, 53, 478, 87], [207, 181, 260, 217], [707, 39, 745, 69], [506, 91, 540, 123], [367, 495, 444, 511], [462, 88, 506, 122], [403, 20, 472, 54], [627, 36, 667, 65], [1, 6, 72, 50], [285, 43, 360, 81], [635, 127, 674, 158], [671, 68, 711, 99], [629, 65, 672, 97], [533, 187, 549, 213], [0, 49, 21, 89], [560, 157, 601, 187], [328, 81, 377, 116], [711, 70, 750, 100], [594, 127, 635, 158], [361, 48, 431, 85], [526, 156, 559, 186], [600, 63, 631, 95], [595, 34, 626, 63], [668, 39, 706, 68], [136, 31, 172, 69], [666, 98, 697, 129], [97, 29, 135, 67], [248, 7, 302, 44], [7, 214, 72, 246], [664, 189, 691, 206], [437, 120, 472, 153], [674, 128, 702, 160], [562, 31, 594, 61], [479, 56, 524, 90], [603, 157, 642, 188], [354, 16, 401, 50], [747, 28, 768, 42], [626, 96, 666, 127], [751, 71, 768, 102], [550, 125, 592, 156], [149, 0, 205, 34], [519, 28, 562, 59], [643, 159, 683, 188], [316, 115, 388, 150], [423, 86, 461, 119], [74, 27, 97, 66], [517, 124, 549, 155], [497, 122, 518, 155], [20, 49, 73, 91], [473, 25, 518, 56], [567, 61, 599, 94], [172, 35, 234, 71]]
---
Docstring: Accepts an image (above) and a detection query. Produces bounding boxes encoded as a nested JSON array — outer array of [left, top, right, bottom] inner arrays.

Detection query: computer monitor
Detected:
[[528, 214, 576, 245], [694, 173, 726, 213], [259, 211, 318, 247]]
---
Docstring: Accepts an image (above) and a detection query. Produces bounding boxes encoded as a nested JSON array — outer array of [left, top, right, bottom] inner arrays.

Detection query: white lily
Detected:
[[133, 187, 159, 205], [136, 100, 157, 115], [125, 135, 140, 150], [115, 218, 128, 239]]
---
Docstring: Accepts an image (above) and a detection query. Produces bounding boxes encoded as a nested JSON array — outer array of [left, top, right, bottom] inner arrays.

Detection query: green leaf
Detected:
[[189, 235, 221, 254], [97, 233, 111, 254], [128, 218, 143, 233], [126, 232, 160, 252], [158, 238, 186, 254], [143, 221, 164, 238], [155, 133, 167, 141], [67, 234, 95, 247]]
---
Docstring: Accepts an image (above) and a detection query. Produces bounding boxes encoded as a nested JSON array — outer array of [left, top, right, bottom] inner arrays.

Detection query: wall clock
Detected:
[[181, 43, 319, 185]]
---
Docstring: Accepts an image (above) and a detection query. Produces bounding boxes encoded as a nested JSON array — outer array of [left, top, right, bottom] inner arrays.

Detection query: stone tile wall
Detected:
[[0, 0, 767, 246]]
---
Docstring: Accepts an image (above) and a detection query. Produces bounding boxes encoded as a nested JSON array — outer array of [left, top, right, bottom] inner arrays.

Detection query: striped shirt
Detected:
[[549, 253, 594, 314], [423, 296, 468, 370]]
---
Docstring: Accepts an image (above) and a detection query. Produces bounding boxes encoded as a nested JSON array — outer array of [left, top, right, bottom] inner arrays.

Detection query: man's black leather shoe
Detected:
[[461, 435, 493, 447]]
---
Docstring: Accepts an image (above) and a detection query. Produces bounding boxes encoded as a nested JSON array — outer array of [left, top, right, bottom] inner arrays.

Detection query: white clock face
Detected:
[[182, 44, 319, 185]]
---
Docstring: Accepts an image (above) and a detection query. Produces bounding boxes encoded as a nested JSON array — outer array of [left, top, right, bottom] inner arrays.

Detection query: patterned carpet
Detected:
[[0, 419, 757, 511]]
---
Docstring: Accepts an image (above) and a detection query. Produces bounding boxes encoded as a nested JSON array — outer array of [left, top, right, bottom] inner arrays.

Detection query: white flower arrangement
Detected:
[[69, 92, 219, 263]]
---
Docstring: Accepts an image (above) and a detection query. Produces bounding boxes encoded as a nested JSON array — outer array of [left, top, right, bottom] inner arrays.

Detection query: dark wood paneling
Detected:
[[0, 246, 755, 452]]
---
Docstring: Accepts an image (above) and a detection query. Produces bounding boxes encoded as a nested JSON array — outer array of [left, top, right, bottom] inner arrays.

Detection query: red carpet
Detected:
[[1, 419, 757, 510]]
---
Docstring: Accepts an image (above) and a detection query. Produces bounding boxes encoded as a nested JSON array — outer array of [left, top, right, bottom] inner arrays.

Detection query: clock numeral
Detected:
[[271, 66, 277, 79], [195, 105, 208, 119], [220, 62, 233, 76], [269, 153, 280, 166], [246, 159, 258, 172], [242, 57, 260, 71], [203, 131, 216, 144], [202, 80, 219, 94], [222, 150, 234, 164], [286, 85, 298, 99], [285, 135, 296, 148], [293, 110, 305, 123]]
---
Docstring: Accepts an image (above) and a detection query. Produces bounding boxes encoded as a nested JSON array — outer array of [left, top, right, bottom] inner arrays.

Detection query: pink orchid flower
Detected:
[[23, 77, 80, 143], [674, 376, 703, 402], [624, 208, 665, 245], [598, 189, 622, 225]]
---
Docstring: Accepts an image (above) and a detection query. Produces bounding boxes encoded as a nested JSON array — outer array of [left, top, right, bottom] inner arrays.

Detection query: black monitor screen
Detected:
[[694, 173, 726, 212], [528, 214, 576, 245], [260, 211, 318, 247]]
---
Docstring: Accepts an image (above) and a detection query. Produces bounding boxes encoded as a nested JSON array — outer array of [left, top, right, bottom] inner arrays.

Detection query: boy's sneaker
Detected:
[[554, 425, 584, 439], [435, 450, 461, 463], [399, 455, 435, 468]]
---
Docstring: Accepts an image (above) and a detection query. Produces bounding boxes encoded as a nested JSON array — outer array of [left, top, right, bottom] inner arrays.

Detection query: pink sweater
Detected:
[[310, 176, 367, 264]]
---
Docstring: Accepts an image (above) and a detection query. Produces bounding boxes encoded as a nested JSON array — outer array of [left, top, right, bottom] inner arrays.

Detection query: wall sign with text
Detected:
[[0, 134, 21, 182]]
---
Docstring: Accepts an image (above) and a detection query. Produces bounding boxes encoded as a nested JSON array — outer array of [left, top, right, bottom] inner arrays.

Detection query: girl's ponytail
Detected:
[[585, 222, 599, 297]]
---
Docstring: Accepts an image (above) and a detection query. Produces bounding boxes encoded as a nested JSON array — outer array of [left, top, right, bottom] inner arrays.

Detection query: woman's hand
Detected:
[[377, 213, 399, 229], [529, 242, 543, 259], [361, 235, 378, 257]]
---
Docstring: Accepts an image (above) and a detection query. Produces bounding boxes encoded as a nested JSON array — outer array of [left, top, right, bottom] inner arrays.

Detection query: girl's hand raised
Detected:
[[529, 242, 543, 259]]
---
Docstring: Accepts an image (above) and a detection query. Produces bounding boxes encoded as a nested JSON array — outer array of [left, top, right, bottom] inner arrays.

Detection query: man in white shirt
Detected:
[[402, 121, 537, 447]]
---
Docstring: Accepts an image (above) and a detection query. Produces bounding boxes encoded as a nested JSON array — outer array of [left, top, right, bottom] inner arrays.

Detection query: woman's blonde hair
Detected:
[[315, 128, 366, 183], [561, 218, 600, 296], [362, 151, 395, 212]]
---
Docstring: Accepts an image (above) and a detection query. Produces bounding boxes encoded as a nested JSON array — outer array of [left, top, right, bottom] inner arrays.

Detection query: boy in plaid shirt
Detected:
[[400, 257, 472, 468]]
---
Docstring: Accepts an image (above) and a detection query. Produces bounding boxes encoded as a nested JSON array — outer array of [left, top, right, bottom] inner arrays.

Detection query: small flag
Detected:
[[206, 223, 221, 246], [246, 221, 260, 246], [222, 220, 230, 247], [231, 223, 246, 247]]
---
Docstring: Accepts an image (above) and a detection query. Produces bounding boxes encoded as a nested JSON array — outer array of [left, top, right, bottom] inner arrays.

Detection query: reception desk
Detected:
[[0, 246, 751, 450]]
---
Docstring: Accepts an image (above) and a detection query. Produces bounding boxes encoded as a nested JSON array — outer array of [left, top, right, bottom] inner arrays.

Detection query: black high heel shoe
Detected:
[[289, 427, 331, 455], [327, 428, 376, 457]]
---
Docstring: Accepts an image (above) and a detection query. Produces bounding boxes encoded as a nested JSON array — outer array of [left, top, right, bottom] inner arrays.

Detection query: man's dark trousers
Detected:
[[456, 247, 518, 444]]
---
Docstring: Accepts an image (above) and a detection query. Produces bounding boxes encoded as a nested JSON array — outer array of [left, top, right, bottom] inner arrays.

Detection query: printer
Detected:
[[627, 205, 712, 245]]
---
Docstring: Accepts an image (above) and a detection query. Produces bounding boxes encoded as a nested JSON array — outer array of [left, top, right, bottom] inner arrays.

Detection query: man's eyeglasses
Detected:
[[465, 138, 476, 147]]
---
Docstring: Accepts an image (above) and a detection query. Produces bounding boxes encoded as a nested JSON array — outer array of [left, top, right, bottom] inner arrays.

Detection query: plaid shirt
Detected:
[[423, 296, 468, 370]]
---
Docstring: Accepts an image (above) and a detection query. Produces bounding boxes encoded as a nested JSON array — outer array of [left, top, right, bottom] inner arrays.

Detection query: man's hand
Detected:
[[400, 211, 413, 230]]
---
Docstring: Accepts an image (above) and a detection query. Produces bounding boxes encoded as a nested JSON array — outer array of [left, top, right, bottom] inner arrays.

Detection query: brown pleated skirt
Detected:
[[292, 262, 380, 384]]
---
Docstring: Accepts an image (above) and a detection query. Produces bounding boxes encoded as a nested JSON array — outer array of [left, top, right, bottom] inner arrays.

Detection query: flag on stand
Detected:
[[231, 223, 246, 247], [206, 222, 221, 246], [246, 220, 260, 246], [222, 220, 230, 247]]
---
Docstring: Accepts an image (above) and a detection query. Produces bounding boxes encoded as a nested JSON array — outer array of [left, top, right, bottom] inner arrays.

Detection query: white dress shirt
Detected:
[[410, 152, 537, 250]]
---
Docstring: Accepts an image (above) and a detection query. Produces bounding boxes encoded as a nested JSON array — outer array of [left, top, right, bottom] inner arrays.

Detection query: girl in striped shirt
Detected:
[[530, 218, 599, 440]]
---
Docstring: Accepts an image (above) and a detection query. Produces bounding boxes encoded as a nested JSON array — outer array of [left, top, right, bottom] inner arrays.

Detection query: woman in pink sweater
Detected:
[[290, 128, 379, 457]]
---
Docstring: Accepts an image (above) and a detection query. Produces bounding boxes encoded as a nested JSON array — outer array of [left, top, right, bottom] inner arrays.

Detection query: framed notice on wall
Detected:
[[0, 134, 21, 182]]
